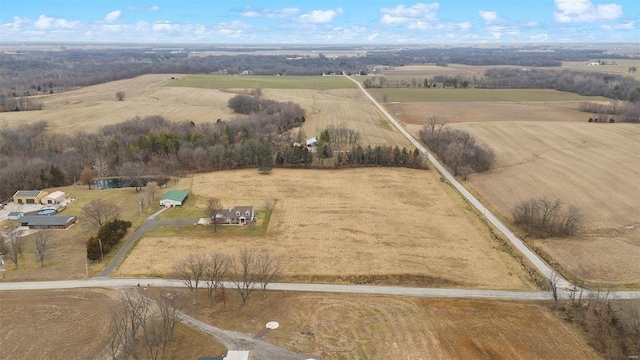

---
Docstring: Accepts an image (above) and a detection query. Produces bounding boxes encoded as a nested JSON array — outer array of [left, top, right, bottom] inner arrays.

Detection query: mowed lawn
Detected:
[[165, 74, 356, 90], [369, 88, 608, 102], [116, 168, 536, 290]]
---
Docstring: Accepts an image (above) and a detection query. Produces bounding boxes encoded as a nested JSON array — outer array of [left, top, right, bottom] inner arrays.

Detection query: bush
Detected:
[[512, 197, 581, 238], [86, 219, 132, 260], [419, 126, 495, 178]]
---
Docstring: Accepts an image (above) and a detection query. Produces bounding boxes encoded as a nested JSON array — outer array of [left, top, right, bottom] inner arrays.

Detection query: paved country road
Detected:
[[343, 74, 577, 292]]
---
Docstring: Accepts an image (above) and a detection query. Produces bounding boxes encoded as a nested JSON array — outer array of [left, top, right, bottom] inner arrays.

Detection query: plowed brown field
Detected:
[[452, 122, 640, 285], [116, 168, 535, 290], [185, 291, 601, 360]]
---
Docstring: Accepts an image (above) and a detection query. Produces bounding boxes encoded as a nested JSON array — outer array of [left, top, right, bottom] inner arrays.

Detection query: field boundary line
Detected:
[[343, 73, 575, 293]]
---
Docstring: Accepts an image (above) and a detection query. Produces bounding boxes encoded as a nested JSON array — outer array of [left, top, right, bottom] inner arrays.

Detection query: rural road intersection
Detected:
[[1, 74, 639, 359]]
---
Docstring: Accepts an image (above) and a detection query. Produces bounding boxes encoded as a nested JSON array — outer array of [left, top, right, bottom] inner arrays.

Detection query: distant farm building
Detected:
[[18, 215, 76, 229], [13, 190, 47, 205], [159, 190, 189, 207], [215, 206, 256, 225], [41, 191, 66, 205]]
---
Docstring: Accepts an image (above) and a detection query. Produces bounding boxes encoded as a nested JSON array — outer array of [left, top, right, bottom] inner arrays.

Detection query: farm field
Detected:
[[368, 88, 608, 103], [184, 290, 600, 360], [0, 74, 408, 147], [449, 122, 640, 286], [263, 88, 413, 147], [561, 59, 640, 80], [391, 101, 593, 125], [0, 289, 226, 360], [166, 74, 356, 90], [116, 168, 535, 290]]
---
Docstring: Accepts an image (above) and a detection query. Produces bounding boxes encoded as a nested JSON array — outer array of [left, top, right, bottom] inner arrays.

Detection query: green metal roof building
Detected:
[[159, 190, 189, 207]]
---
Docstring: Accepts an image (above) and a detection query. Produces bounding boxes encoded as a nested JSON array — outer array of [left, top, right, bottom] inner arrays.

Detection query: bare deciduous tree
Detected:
[[204, 252, 231, 303], [108, 289, 151, 360], [205, 198, 224, 233], [256, 250, 283, 298], [81, 199, 120, 230], [231, 247, 259, 305], [33, 230, 50, 267], [513, 197, 582, 238], [116, 91, 125, 101], [145, 181, 159, 201], [0, 228, 25, 268], [173, 254, 206, 304]]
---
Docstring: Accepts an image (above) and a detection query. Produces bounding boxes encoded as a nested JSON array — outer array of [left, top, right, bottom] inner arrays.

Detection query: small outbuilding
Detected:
[[13, 190, 48, 205], [159, 190, 189, 207], [8, 212, 23, 220], [41, 191, 66, 205]]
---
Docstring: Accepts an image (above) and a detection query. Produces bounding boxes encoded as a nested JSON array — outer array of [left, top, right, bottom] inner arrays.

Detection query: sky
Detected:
[[0, 0, 638, 44]]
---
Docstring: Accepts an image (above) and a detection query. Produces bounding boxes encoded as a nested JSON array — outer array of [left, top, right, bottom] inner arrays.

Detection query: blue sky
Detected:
[[0, 0, 638, 44]]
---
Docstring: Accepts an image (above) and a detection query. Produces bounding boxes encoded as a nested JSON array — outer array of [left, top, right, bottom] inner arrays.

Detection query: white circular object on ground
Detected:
[[266, 321, 280, 329]]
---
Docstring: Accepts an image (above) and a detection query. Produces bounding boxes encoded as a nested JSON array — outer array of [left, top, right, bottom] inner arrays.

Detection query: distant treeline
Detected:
[[0, 46, 622, 101], [363, 68, 640, 104]]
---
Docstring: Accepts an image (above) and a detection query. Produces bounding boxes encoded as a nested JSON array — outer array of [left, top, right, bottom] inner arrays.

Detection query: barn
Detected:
[[13, 190, 48, 205], [41, 191, 66, 205], [159, 190, 189, 207]]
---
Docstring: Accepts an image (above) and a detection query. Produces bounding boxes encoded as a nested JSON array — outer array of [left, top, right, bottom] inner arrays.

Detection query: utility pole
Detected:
[[98, 238, 104, 260], [84, 256, 89, 278]]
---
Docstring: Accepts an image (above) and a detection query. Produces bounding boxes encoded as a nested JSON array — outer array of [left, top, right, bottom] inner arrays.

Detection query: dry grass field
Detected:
[[184, 290, 600, 360], [0, 74, 410, 148], [392, 101, 594, 126], [0, 74, 236, 133], [448, 122, 640, 286], [0, 288, 226, 360], [264, 88, 413, 147], [116, 168, 535, 290]]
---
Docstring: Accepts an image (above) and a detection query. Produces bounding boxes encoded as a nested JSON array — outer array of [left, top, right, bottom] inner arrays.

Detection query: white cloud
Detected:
[[3, 16, 30, 30], [479, 11, 497, 24], [523, 21, 540, 27], [241, 7, 300, 19], [241, 11, 261, 18], [34, 15, 54, 29], [218, 20, 252, 30], [380, 2, 439, 25], [148, 6, 160, 11], [554, 0, 622, 22], [105, 10, 121, 22], [153, 21, 177, 31], [368, 32, 379, 41], [601, 21, 635, 30], [32, 15, 80, 30], [297, 8, 343, 24]]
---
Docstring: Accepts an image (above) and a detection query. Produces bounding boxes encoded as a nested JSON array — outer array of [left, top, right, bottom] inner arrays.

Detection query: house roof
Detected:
[[217, 206, 254, 219], [13, 190, 44, 197], [19, 216, 75, 226], [160, 190, 189, 202], [43, 191, 65, 199], [224, 351, 250, 360]]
